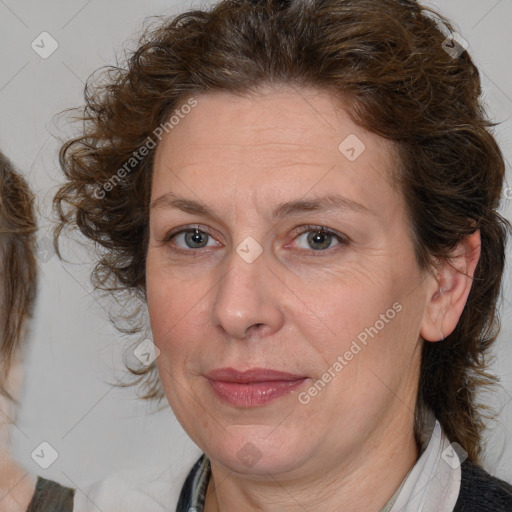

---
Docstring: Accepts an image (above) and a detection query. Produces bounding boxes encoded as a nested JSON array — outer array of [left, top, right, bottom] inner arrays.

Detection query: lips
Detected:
[[205, 367, 308, 407]]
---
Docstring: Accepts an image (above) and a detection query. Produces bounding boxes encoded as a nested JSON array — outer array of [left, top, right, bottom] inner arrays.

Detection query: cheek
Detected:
[[146, 258, 213, 369], [311, 260, 422, 361], [146, 270, 170, 339], [311, 267, 392, 329], [146, 261, 189, 351]]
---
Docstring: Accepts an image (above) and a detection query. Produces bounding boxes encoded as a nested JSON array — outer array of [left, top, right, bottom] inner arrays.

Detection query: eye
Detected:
[[162, 225, 348, 254], [165, 227, 220, 250], [291, 226, 348, 252]]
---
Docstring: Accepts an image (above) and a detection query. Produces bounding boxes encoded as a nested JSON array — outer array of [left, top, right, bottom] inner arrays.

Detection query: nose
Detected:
[[210, 246, 285, 341]]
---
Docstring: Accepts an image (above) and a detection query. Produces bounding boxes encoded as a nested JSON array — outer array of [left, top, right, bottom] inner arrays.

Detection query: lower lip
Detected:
[[208, 379, 307, 407]]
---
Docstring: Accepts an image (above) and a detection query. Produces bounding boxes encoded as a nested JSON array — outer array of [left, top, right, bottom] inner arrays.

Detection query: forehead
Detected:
[[151, 86, 399, 208]]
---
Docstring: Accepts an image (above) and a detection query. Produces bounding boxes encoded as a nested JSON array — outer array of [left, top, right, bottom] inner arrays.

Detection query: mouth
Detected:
[[205, 367, 309, 407]]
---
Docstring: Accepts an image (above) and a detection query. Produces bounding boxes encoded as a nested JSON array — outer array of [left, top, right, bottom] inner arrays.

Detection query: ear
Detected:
[[420, 230, 481, 342]]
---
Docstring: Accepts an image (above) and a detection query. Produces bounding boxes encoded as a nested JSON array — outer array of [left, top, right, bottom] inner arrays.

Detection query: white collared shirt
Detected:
[[385, 406, 462, 512]]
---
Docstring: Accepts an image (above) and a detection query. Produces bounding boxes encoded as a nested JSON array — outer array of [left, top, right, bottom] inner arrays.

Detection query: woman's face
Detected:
[[146, 86, 431, 478]]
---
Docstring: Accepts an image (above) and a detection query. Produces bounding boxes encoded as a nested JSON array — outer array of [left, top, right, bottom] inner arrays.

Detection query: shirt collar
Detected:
[[388, 406, 462, 512]]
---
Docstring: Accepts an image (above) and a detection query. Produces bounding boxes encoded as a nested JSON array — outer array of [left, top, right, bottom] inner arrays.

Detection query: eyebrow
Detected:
[[150, 192, 374, 219]]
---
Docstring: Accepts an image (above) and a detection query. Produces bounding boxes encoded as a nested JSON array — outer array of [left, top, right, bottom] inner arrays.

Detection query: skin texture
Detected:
[[146, 85, 481, 512]]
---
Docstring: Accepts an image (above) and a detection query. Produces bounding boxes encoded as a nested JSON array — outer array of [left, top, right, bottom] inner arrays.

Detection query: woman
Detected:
[[55, 0, 512, 510], [0, 152, 74, 511]]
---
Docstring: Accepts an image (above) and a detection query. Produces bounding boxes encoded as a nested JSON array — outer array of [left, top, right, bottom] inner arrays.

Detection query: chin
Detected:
[[203, 427, 313, 477]]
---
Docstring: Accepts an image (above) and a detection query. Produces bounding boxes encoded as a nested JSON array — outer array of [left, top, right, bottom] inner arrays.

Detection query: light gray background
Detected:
[[1, 0, 511, 493]]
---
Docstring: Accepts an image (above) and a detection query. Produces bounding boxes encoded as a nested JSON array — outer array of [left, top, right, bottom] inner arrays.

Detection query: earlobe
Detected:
[[420, 230, 481, 343]]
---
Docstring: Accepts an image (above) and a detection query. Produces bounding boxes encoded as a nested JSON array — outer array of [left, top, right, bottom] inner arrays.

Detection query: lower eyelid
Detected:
[[291, 227, 348, 245], [292, 238, 343, 253], [171, 230, 218, 248], [164, 226, 214, 242]]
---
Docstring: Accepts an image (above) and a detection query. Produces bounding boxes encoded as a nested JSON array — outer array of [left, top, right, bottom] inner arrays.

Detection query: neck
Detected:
[[204, 407, 419, 512]]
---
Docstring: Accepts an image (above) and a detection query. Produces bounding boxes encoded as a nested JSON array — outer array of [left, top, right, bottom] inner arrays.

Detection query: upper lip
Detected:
[[206, 367, 307, 383]]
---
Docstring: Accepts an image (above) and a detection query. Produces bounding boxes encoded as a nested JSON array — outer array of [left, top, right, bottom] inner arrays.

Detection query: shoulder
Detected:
[[453, 459, 512, 512], [26, 477, 74, 512], [72, 463, 186, 512], [72, 444, 202, 512]]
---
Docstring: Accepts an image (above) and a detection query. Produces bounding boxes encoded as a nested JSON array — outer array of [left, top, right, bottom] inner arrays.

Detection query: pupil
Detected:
[[186, 229, 207, 248], [308, 230, 331, 250]]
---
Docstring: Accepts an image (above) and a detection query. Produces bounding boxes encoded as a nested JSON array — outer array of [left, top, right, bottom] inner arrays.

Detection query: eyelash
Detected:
[[163, 224, 349, 257]]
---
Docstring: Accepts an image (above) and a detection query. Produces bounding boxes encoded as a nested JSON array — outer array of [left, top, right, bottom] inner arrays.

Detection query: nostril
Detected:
[[246, 323, 265, 336]]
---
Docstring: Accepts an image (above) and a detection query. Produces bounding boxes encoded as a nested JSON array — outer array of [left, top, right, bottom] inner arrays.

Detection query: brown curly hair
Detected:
[[0, 152, 38, 399], [54, 0, 510, 463]]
